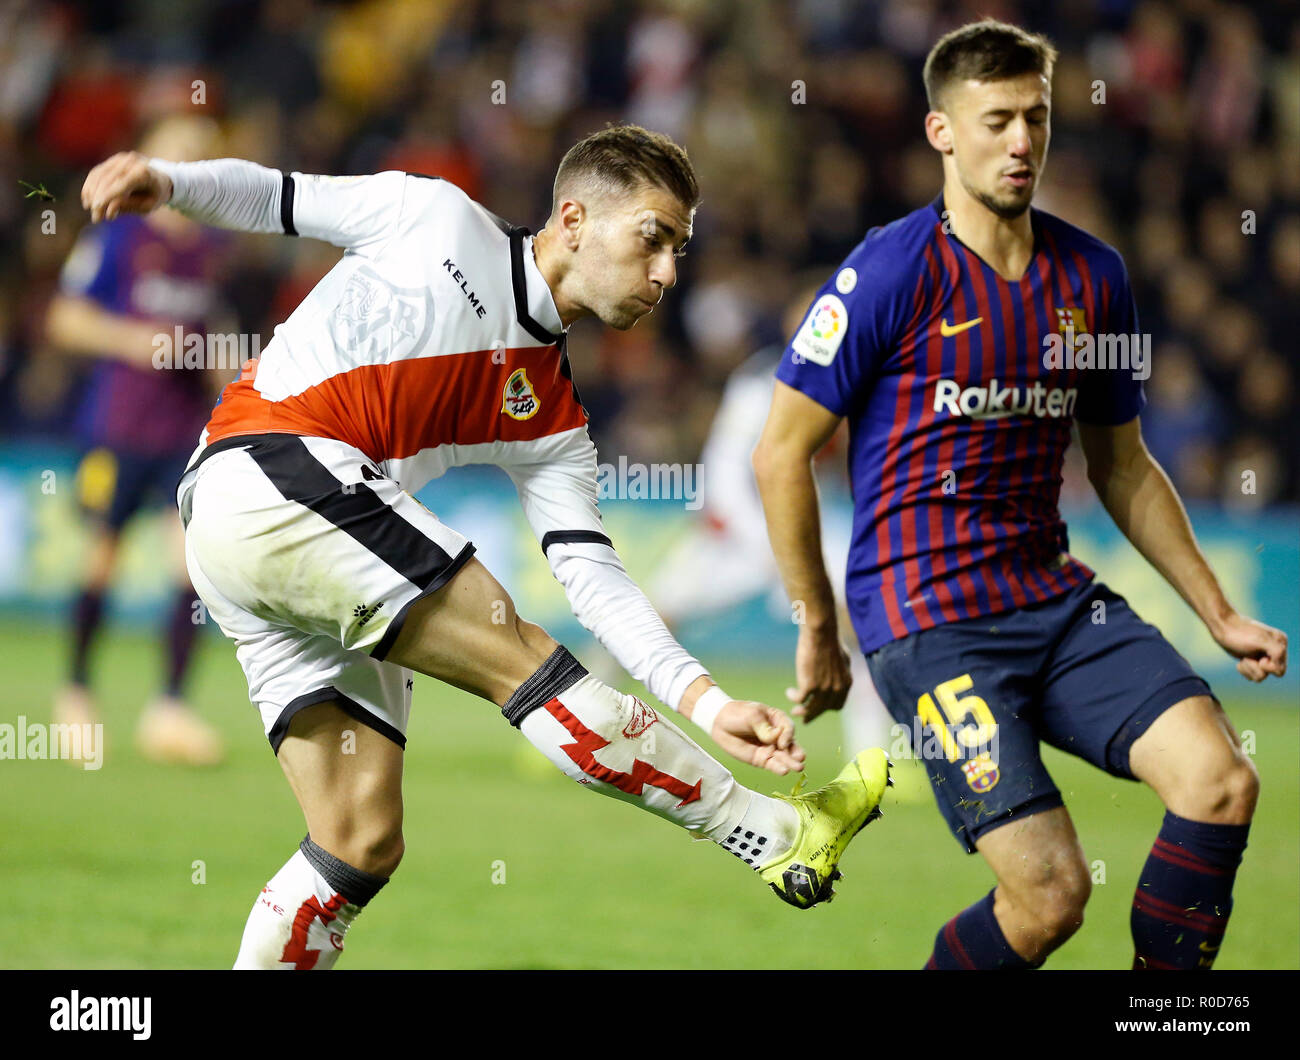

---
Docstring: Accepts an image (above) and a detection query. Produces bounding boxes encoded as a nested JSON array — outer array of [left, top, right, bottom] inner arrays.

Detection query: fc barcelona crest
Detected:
[[961, 752, 1001, 793], [502, 367, 540, 420], [1054, 306, 1088, 352]]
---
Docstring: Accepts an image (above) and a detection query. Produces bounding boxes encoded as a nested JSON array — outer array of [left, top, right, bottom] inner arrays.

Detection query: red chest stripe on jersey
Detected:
[[1038, 231, 1078, 598], [935, 236, 983, 620], [204, 345, 587, 462], [988, 266, 1031, 612], [921, 239, 956, 626], [543, 697, 703, 808], [1068, 245, 1097, 324], [1024, 248, 1063, 600]]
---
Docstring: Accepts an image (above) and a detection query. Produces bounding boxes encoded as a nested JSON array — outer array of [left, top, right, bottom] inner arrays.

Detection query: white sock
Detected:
[[233, 838, 387, 969], [510, 652, 799, 869]]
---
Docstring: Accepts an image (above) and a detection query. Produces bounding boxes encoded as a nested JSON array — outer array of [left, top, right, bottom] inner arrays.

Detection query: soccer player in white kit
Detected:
[[80, 125, 889, 968]]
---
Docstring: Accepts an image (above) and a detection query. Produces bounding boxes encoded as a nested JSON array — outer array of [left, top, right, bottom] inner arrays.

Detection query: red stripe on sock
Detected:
[[1152, 838, 1229, 876], [1135, 888, 1227, 927], [281, 892, 347, 970], [1132, 891, 1225, 931], [543, 696, 703, 807], [1151, 844, 1229, 877], [1132, 895, 1197, 931], [943, 918, 978, 970]]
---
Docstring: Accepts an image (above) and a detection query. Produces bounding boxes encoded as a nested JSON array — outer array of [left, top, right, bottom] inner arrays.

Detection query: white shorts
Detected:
[[178, 434, 475, 752]]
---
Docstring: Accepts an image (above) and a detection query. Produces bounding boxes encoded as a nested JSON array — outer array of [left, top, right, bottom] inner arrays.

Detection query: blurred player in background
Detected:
[[46, 115, 228, 766], [648, 280, 904, 765], [755, 20, 1286, 970], [79, 123, 890, 968]]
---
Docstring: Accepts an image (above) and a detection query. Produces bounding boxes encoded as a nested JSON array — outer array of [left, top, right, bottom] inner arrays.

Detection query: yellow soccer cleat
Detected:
[[759, 748, 890, 909]]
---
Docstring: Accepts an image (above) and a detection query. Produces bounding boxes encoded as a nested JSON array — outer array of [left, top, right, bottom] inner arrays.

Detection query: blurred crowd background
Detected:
[[2, 0, 1296, 506]]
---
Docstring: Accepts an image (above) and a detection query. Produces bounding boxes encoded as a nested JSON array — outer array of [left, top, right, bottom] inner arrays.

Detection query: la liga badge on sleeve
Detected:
[[792, 293, 848, 366]]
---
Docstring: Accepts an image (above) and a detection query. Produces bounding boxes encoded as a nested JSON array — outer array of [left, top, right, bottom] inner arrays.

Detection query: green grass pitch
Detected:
[[2, 620, 1296, 969]]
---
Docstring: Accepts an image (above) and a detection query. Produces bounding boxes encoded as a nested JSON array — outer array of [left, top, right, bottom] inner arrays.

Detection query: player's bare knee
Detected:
[[1234, 754, 1261, 816], [1165, 745, 1259, 824], [1021, 855, 1091, 942], [323, 821, 404, 878], [512, 613, 559, 669], [308, 784, 405, 877], [364, 828, 404, 877], [1202, 753, 1259, 824], [1039, 874, 1090, 941]]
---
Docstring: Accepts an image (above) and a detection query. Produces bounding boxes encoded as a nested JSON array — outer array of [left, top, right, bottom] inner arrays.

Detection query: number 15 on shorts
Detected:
[[915, 674, 999, 762]]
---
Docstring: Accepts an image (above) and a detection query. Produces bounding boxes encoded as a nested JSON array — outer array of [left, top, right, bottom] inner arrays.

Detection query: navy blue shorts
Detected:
[[866, 579, 1213, 853], [75, 446, 192, 532]]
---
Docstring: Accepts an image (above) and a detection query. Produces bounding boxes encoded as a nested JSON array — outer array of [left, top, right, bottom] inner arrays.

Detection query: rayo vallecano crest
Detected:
[[501, 367, 540, 420]]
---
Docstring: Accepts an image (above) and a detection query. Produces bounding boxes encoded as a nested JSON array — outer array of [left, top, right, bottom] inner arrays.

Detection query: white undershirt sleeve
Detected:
[[149, 157, 284, 233], [149, 158, 407, 250], [505, 428, 708, 711]]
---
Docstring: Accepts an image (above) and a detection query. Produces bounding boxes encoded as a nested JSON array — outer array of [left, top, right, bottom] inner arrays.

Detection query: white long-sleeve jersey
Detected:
[[158, 158, 708, 710]]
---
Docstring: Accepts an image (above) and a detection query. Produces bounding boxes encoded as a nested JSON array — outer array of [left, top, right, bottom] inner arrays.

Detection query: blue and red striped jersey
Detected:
[[59, 215, 228, 454], [777, 198, 1145, 654]]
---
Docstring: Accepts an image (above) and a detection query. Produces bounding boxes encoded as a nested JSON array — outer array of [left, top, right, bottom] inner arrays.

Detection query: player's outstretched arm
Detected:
[[1079, 417, 1288, 682], [546, 551, 807, 774], [506, 437, 805, 774], [753, 380, 852, 721], [81, 152, 405, 249], [81, 150, 287, 233]]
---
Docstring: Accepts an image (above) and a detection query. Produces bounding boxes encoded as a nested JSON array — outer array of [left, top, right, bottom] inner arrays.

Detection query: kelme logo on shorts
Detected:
[[353, 602, 383, 628], [502, 367, 540, 420]]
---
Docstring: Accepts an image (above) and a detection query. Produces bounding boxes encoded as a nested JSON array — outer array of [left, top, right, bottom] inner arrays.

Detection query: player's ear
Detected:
[[555, 198, 586, 251], [925, 111, 954, 154]]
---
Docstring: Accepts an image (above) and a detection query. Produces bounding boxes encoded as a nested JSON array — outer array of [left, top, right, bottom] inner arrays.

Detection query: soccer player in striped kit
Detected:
[[755, 20, 1286, 969], [80, 124, 889, 968], [48, 116, 228, 766]]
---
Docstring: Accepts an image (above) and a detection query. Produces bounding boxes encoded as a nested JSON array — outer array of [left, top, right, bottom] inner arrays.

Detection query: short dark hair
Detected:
[[552, 123, 699, 213], [923, 19, 1058, 111]]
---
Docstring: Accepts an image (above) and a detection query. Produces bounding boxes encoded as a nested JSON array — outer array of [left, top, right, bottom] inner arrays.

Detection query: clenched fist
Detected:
[[81, 151, 173, 222]]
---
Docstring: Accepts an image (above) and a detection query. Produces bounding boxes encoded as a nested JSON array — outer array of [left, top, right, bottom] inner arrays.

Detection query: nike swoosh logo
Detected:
[[940, 317, 983, 337], [1199, 940, 1220, 953]]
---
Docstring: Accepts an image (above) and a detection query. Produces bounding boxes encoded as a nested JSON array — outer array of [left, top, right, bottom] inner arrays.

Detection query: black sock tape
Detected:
[[501, 645, 588, 728], [299, 835, 390, 907]]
